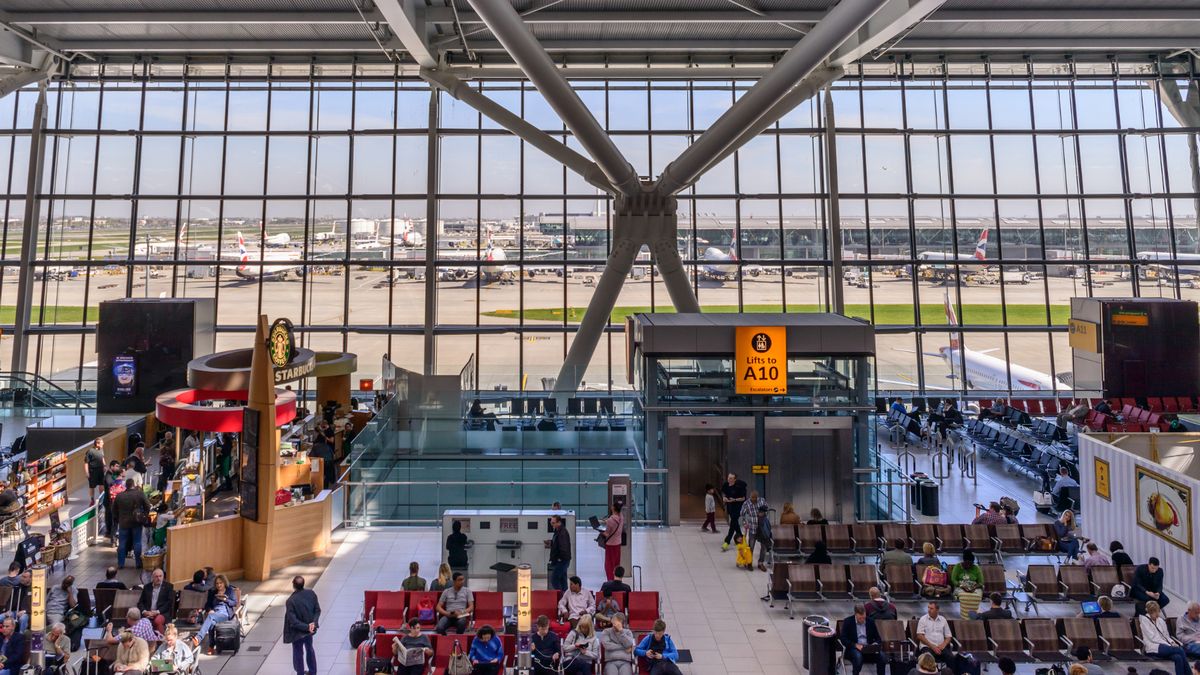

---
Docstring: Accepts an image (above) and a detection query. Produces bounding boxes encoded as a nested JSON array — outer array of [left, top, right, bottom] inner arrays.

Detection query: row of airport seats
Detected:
[[961, 419, 1079, 499], [768, 562, 1141, 618], [1083, 402, 1182, 433], [357, 589, 664, 674], [864, 616, 1190, 665], [1109, 396, 1199, 414], [771, 522, 1062, 562]]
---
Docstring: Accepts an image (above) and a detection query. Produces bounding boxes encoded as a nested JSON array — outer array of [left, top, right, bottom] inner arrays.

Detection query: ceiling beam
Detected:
[[424, 7, 1200, 24], [7, 8, 1199, 25], [656, 0, 890, 196], [831, 0, 951, 66], [465, 0, 640, 197], [372, 0, 437, 68], [0, 29, 34, 68]]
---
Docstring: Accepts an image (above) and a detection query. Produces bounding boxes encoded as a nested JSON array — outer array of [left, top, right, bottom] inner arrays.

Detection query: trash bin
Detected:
[[802, 615, 830, 670], [490, 562, 517, 593], [909, 472, 927, 511], [807, 624, 838, 675], [920, 480, 940, 517]]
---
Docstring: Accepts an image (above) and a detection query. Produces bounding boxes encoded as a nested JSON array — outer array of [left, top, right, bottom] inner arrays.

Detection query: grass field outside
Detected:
[[0, 306, 98, 324], [485, 303, 1071, 325]]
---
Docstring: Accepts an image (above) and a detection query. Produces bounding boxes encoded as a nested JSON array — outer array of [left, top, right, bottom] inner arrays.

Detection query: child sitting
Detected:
[[735, 534, 753, 569]]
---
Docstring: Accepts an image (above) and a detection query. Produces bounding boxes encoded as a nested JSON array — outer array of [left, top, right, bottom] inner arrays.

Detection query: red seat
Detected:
[[1147, 413, 1161, 427], [1058, 398, 1071, 413], [364, 590, 384, 621], [500, 634, 517, 666], [431, 634, 473, 675], [1135, 408, 1151, 423], [627, 591, 660, 632], [1163, 398, 1179, 413], [1147, 397, 1163, 412], [406, 591, 441, 629], [371, 632, 397, 661], [1121, 404, 1135, 418], [1010, 400, 1026, 412], [530, 590, 560, 622], [374, 591, 408, 629], [1120, 398, 1136, 409], [1179, 396, 1196, 412], [474, 591, 504, 629]]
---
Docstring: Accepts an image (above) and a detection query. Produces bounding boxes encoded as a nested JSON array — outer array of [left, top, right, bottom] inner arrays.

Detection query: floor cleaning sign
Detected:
[[735, 326, 787, 395]]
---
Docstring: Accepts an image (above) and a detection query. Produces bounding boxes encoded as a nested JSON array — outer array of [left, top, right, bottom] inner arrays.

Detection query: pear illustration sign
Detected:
[[735, 326, 787, 395]]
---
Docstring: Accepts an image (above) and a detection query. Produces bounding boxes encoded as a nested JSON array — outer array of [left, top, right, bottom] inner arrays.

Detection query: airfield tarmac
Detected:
[[18, 260, 1181, 395]]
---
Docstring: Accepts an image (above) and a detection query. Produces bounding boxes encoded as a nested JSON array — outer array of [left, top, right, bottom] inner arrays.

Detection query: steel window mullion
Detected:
[[300, 61, 317, 340], [1110, 56, 1141, 297], [212, 61, 232, 333]]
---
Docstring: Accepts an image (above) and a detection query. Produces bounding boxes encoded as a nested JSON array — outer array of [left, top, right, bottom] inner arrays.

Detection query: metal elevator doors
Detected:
[[765, 429, 839, 523], [678, 433, 726, 520]]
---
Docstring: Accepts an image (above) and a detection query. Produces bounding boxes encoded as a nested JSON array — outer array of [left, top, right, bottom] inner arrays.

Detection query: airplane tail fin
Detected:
[[237, 232, 248, 271], [943, 290, 961, 349], [728, 245, 738, 261], [973, 229, 989, 260]]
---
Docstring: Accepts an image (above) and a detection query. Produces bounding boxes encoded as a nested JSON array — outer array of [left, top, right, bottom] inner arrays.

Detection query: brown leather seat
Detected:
[[797, 525, 823, 554], [1020, 523, 1052, 545], [848, 564, 880, 598], [773, 525, 801, 557], [881, 523, 911, 551], [1025, 564, 1063, 601], [1058, 566, 1092, 600], [962, 524, 994, 555], [825, 524, 854, 555], [980, 564, 1009, 596], [986, 619, 1033, 662], [1024, 618, 1064, 661], [1061, 618, 1110, 660], [818, 564, 852, 599], [910, 524, 938, 552], [1098, 617, 1146, 660], [785, 564, 819, 619], [884, 564, 918, 600], [852, 524, 880, 555], [950, 619, 996, 661], [1089, 566, 1125, 601], [937, 524, 965, 553], [993, 524, 1025, 554], [876, 619, 913, 659]]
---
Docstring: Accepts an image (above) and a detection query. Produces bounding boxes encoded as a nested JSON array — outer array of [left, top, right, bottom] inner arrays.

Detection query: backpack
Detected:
[[416, 598, 435, 623]]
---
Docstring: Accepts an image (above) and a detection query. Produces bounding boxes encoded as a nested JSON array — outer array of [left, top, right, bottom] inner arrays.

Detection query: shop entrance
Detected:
[[677, 432, 727, 520]]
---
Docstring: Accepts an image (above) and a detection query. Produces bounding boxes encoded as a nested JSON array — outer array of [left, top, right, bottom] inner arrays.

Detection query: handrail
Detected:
[[0, 370, 91, 411]]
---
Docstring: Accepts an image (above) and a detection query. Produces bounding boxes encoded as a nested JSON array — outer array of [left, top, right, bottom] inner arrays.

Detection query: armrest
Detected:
[[991, 536, 1002, 550], [987, 637, 999, 650], [1099, 635, 1111, 651], [1059, 580, 1070, 594], [1061, 635, 1074, 649], [935, 536, 944, 549], [1023, 637, 1035, 651]]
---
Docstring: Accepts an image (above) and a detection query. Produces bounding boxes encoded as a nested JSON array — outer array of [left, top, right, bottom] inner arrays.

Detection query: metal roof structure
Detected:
[[1, 1, 1198, 75]]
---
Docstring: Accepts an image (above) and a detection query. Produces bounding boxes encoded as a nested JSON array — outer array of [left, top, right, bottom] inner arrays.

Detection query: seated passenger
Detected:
[[113, 630, 149, 674], [599, 567, 632, 597], [1093, 595, 1120, 619], [1108, 541, 1133, 568], [1051, 466, 1080, 498], [468, 624, 504, 675], [1071, 646, 1103, 675], [391, 618, 432, 675], [1079, 542, 1111, 569], [530, 615, 561, 675], [880, 540, 912, 569], [974, 593, 1013, 620], [634, 620, 682, 675], [909, 651, 952, 675], [805, 541, 832, 565], [806, 508, 829, 525], [154, 624, 196, 672], [778, 503, 802, 526], [916, 542, 943, 569], [42, 621, 70, 672], [557, 577, 595, 624], [950, 550, 984, 618], [191, 574, 239, 650], [593, 589, 620, 630], [600, 612, 636, 675], [971, 502, 1008, 526], [838, 604, 884, 675], [435, 573, 473, 635], [1132, 557, 1170, 612], [1053, 510, 1082, 560], [562, 615, 600, 675], [864, 587, 897, 621], [1139, 601, 1189, 675]]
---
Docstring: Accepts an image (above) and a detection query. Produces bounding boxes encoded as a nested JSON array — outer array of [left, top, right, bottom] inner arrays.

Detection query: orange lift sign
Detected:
[[735, 326, 787, 395]]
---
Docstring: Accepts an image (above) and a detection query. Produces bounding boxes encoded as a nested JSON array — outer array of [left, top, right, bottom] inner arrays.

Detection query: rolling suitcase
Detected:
[[213, 619, 241, 653]]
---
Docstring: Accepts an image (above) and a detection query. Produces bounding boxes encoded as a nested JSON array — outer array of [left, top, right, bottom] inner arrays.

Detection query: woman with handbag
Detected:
[[950, 551, 984, 618], [602, 502, 624, 582], [1053, 510, 1082, 560]]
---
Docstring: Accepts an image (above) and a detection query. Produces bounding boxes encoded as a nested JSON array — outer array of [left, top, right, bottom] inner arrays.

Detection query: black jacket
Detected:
[[283, 588, 321, 644], [1131, 565, 1165, 602], [138, 581, 175, 618], [113, 488, 151, 530], [550, 526, 572, 564], [838, 616, 880, 650], [975, 607, 1013, 620], [446, 532, 469, 568]]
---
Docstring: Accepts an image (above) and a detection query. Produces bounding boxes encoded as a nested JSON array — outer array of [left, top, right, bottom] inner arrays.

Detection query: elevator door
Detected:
[[678, 434, 726, 520], [766, 431, 837, 522]]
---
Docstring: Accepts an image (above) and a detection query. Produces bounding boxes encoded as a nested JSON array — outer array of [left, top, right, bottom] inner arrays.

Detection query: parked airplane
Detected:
[[222, 232, 304, 281], [696, 245, 764, 281], [917, 230, 989, 263], [1136, 251, 1200, 284], [932, 291, 1066, 392]]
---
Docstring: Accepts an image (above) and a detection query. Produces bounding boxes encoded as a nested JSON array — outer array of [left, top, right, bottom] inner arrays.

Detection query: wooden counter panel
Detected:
[[166, 515, 244, 586], [270, 494, 331, 571], [65, 427, 128, 497]]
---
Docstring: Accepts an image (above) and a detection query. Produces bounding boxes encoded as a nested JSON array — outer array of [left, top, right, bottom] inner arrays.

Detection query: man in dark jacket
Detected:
[[86, 438, 107, 506], [284, 575, 320, 675], [1132, 557, 1170, 612], [0, 615, 27, 673], [839, 605, 884, 675], [548, 515, 571, 592], [137, 568, 175, 634], [113, 478, 150, 569], [974, 593, 1014, 620]]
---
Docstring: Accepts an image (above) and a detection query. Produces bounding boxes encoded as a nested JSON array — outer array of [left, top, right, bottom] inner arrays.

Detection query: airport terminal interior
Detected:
[[0, 1, 1199, 674]]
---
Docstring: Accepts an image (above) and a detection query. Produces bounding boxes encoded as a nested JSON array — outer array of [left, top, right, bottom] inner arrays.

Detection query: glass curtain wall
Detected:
[[0, 58, 1196, 398]]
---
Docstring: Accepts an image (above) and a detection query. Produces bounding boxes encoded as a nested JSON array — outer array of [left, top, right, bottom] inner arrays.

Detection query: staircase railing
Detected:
[[0, 371, 92, 412]]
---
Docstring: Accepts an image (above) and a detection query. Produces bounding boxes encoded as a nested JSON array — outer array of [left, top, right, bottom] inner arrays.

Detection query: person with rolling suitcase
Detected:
[[190, 574, 240, 654]]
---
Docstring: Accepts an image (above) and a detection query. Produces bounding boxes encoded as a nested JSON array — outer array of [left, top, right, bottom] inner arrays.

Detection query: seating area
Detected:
[[1081, 401, 1186, 433], [863, 615, 1192, 664], [357, 588, 664, 674], [769, 521, 1062, 564]]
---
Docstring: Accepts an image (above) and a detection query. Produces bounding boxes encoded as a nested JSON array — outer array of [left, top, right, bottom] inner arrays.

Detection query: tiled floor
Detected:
[[21, 427, 1178, 674]]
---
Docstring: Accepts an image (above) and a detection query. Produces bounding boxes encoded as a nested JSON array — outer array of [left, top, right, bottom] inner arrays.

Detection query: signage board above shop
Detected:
[[735, 326, 787, 395]]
